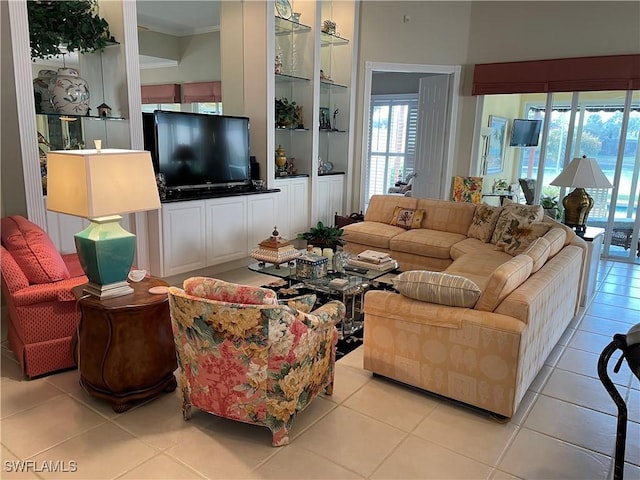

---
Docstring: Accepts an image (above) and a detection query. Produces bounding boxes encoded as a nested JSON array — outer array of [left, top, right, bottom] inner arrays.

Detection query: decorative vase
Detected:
[[33, 69, 57, 114], [275, 145, 287, 174], [49, 68, 90, 116]]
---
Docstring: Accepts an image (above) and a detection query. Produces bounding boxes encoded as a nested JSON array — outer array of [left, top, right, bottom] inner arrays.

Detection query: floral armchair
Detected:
[[168, 277, 345, 446]]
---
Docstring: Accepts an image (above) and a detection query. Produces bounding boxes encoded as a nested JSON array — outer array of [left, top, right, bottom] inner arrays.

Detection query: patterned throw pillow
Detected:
[[467, 204, 502, 242], [494, 211, 551, 255], [490, 202, 544, 245], [392, 270, 481, 307], [390, 206, 425, 229]]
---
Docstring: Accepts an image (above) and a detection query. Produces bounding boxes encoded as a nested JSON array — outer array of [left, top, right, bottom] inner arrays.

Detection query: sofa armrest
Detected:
[[299, 300, 346, 330], [12, 276, 88, 306]]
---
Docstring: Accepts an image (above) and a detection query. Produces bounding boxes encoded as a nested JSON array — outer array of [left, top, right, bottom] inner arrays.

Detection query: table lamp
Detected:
[[550, 155, 613, 234], [46, 148, 161, 298]]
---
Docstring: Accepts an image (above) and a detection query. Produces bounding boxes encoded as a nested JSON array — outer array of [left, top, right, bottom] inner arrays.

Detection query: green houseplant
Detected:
[[275, 97, 298, 128], [541, 195, 560, 220], [297, 222, 345, 251], [27, 0, 116, 60]]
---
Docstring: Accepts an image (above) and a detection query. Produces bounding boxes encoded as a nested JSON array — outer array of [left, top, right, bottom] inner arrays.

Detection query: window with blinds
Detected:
[[365, 94, 418, 201]]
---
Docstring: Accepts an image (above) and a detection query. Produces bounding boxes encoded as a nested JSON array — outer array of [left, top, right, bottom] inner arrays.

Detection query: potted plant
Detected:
[[541, 195, 559, 220], [27, 0, 116, 60], [297, 222, 345, 251], [275, 97, 298, 128]]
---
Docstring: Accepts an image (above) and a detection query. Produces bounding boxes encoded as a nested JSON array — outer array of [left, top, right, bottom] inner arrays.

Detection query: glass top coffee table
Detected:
[[249, 257, 398, 339]]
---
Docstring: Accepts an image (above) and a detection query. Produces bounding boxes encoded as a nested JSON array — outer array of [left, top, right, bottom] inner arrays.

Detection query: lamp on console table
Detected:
[[46, 148, 161, 299], [550, 155, 613, 234]]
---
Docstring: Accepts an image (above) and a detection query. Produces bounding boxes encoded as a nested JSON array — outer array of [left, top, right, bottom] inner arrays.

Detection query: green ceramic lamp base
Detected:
[[74, 215, 135, 299]]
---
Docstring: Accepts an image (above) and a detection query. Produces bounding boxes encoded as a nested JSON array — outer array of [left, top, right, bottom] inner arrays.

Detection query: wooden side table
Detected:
[[72, 277, 177, 412]]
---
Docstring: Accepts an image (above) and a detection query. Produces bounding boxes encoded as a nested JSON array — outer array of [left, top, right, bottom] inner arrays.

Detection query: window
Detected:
[[365, 94, 418, 201]]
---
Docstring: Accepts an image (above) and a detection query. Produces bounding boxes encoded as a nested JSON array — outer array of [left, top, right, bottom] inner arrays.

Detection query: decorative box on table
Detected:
[[250, 227, 300, 268], [296, 253, 328, 279]]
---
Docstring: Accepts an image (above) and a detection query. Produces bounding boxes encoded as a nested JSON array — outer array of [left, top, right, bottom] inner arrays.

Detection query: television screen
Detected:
[[152, 111, 250, 190], [509, 119, 542, 147]]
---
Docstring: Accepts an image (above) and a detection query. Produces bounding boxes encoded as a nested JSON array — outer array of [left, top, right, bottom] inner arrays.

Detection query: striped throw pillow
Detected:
[[392, 270, 481, 308]]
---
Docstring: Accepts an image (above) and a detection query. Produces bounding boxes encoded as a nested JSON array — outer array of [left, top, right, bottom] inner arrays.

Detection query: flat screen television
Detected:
[[144, 111, 251, 191], [509, 119, 542, 147]]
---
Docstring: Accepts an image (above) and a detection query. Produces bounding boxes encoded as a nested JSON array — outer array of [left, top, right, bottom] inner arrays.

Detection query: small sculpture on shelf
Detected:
[[322, 19, 337, 35], [320, 107, 331, 130], [97, 103, 112, 118], [275, 55, 283, 74]]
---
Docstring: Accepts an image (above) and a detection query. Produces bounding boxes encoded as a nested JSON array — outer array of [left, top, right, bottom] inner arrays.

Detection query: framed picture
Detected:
[[484, 115, 508, 175]]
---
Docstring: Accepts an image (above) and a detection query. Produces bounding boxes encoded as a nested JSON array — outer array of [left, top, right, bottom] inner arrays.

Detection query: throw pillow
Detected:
[[280, 293, 317, 313], [184, 277, 279, 305], [494, 211, 551, 255], [467, 204, 502, 243], [490, 201, 544, 245], [390, 206, 425, 229], [392, 270, 481, 308], [0, 215, 70, 284]]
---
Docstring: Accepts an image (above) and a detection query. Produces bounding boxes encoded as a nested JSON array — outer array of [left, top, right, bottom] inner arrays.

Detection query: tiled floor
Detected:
[[1, 260, 639, 479]]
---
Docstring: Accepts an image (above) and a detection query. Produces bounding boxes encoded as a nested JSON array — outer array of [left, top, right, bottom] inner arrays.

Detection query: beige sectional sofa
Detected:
[[342, 195, 587, 418]]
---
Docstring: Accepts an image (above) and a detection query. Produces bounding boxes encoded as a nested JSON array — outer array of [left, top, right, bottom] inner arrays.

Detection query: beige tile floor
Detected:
[[1, 260, 639, 479]]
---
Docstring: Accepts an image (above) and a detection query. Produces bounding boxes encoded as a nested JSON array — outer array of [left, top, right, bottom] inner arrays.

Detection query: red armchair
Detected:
[[1, 215, 87, 378]]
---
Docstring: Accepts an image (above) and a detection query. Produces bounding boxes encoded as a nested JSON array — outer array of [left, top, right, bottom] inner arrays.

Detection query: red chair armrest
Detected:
[[12, 276, 88, 306]]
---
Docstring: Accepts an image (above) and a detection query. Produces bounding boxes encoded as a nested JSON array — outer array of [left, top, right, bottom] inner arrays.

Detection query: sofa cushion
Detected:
[[364, 195, 418, 223], [522, 237, 551, 273], [342, 221, 406, 250], [390, 206, 425, 229], [445, 249, 513, 290], [494, 213, 551, 256], [491, 202, 545, 245], [543, 227, 567, 258], [390, 229, 467, 259], [0, 215, 70, 284], [450, 237, 498, 260], [468, 204, 502, 242], [393, 270, 481, 308], [475, 255, 534, 311], [415, 198, 477, 235], [183, 277, 279, 305]]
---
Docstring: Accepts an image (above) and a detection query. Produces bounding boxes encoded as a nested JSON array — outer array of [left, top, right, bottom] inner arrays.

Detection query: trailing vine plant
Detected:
[[27, 0, 116, 60]]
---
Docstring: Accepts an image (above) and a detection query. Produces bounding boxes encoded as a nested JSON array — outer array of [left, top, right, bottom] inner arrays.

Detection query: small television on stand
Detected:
[[509, 119, 542, 147], [144, 111, 252, 198]]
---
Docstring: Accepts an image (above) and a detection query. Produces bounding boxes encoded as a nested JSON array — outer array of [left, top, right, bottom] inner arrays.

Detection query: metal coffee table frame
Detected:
[[249, 260, 397, 339]]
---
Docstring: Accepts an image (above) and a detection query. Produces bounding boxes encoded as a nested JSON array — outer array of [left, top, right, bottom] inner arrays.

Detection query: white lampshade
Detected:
[[550, 156, 613, 189], [47, 149, 161, 218]]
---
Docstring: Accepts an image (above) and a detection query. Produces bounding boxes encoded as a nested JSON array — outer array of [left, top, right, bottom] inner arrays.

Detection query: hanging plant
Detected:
[[27, 0, 117, 60]]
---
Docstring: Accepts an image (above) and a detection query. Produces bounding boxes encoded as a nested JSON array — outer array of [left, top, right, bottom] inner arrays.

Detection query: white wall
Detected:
[[139, 31, 221, 85]]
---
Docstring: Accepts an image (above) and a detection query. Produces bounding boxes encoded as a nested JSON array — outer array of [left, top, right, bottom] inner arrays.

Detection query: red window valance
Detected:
[[182, 81, 222, 103], [472, 54, 640, 95], [141, 84, 181, 104]]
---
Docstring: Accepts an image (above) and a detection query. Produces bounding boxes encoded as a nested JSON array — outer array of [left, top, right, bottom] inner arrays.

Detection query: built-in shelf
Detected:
[[320, 80, 348, 89], [276, 73, 311, 84], [275, 17, 312, 35], [320, 31, 349, 46], [37, 112, 125, 121]]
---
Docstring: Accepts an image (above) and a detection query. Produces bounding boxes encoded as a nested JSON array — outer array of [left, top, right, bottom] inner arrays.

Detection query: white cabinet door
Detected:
[[275, 177, 309, 239], [162, 200, 207, 276], [248, 193, 279, 249], [206, 196, 248, 265], [274, 179, 293, 240], [289, 177, 309, 236], [316, 175, 343, 226]]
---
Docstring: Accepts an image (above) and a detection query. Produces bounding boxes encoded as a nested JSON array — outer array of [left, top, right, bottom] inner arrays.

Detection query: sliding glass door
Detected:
[[515, 90, 640, 263]]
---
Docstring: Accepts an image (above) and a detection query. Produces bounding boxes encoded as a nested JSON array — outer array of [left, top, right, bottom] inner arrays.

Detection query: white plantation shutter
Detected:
[[366, 94, 419, 201]]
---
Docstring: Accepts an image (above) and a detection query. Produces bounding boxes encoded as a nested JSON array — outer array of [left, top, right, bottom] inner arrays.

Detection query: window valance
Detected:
[[472, 54, 640, 95], [182, 81, 222, 103]]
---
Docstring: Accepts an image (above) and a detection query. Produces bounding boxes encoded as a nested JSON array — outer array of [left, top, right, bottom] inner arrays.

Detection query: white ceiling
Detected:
[[136, 0, 220, 36]]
